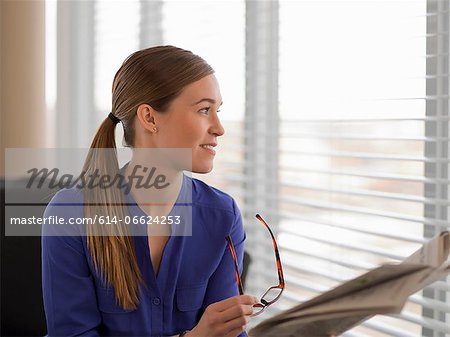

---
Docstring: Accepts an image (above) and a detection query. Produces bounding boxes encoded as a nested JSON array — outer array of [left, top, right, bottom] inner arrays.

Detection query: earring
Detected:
[[152, 127, 158, 133]]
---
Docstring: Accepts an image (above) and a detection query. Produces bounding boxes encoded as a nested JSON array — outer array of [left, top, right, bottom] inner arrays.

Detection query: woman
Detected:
[[42, 45, 257, 337]]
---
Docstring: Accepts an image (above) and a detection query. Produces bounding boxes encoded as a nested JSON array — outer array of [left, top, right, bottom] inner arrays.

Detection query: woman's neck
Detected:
[[124, 158, 184, 219]]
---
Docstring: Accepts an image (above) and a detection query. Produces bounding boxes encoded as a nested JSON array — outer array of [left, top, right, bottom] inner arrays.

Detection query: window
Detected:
[[47, 0, 449, 335], [160, 0, 246, 201], [243, 1, 449, 335]]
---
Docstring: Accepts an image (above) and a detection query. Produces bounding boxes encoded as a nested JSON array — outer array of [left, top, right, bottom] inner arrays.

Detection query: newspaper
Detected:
[[248, 231, 450, 337]]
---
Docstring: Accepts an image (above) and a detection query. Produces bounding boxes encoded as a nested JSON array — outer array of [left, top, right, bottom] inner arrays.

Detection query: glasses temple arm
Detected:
[[256, 214, 285, 286], [226, 236, 245, 295]]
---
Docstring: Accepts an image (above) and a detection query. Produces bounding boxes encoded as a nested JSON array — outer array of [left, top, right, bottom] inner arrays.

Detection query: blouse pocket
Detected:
[[96, 286, 136, 314], [176, 282, 208, 312]]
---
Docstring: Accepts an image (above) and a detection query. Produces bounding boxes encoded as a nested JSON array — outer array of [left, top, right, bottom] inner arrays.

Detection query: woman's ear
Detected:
[[136, 104, 158, 132]]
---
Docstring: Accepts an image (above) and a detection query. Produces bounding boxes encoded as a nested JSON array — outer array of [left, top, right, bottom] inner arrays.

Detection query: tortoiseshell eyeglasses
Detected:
[[226, 214, 285, 316]]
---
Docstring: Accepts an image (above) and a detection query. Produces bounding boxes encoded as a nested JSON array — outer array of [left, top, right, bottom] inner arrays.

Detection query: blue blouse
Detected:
[[42, 173, 247, 337]]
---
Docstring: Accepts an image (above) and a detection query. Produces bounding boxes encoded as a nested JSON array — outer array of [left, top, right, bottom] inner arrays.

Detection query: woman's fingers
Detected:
[[211, 296, 256, 335], [190, 294, 258, 337], [221, 309, 251, 331], [220, 300, 255, 322], [211, 294, 258, 312]]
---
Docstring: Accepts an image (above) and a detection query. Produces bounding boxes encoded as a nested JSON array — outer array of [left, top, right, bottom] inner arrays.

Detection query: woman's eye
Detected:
[[199, 107, 210, 114]]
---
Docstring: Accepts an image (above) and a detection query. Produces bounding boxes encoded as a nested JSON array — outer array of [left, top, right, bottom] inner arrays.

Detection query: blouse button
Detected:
[[152, 297, 161, 306]]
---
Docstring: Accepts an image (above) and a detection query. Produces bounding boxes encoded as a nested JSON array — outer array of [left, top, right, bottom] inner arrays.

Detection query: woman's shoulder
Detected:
[[189, 176, 237, 214], [44, 187, 85, 220], [48, 186, 84, 204], [43, 187, 86, 236]]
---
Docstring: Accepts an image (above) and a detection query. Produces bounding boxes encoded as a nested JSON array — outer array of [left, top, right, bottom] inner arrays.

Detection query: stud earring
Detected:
[[152, 127, 158, 133]]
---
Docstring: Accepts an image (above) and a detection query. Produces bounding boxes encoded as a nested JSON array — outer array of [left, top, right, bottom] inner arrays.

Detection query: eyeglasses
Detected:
[[226, 214, 285, 316]]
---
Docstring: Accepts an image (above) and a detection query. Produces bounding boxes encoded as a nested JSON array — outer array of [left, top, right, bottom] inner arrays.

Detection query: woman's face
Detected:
[[152, 74, 225, 174]]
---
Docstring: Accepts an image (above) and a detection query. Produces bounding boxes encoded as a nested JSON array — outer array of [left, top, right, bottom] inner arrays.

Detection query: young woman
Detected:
[[42, 45, 258, 337]]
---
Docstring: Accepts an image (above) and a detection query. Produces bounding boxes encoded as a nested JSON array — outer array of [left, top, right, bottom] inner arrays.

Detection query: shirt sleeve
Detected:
[[202, 198, 248, 337], [42, 189, 102, 336]]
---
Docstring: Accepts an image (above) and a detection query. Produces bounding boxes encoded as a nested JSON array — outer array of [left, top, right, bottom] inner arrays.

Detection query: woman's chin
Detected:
[[191, 163, 214, 174]]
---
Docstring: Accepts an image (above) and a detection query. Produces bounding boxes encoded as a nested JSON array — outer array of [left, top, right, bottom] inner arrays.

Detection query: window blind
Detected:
[[423, 1, 450, 336], [241, 1, 449, 336], [93, 0, 140, 135], [53, 0, 449, 335], [158, 0, 247, 203]]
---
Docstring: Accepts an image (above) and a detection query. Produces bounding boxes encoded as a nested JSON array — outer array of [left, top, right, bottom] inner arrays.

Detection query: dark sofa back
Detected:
[[1, 178, 57, 336]]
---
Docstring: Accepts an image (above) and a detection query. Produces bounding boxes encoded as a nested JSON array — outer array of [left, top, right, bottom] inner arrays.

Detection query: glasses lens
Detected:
[[252, 303, 265, 316], [261, 287, 283, 304]]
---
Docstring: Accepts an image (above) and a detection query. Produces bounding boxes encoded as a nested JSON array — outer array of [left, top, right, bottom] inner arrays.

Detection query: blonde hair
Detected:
[[82, 46, 214, 310]]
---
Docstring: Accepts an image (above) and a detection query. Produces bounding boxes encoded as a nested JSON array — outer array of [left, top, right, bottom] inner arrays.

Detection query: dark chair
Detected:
[[242, 251, 251, 289], [1, 178, 52, 336]]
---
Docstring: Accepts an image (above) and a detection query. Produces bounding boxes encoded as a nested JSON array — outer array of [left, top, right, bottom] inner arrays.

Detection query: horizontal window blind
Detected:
[[423, 1, 450, 336], [243, 1, 449, 336], [56, 1, 448, 336], [93, 0, 141, 150], [94, 0, 140, 130], [159, 0, 247, 202]]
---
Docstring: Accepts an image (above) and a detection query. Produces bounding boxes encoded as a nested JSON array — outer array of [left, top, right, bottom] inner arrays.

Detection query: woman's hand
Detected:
[[187, 294, 258, 337]]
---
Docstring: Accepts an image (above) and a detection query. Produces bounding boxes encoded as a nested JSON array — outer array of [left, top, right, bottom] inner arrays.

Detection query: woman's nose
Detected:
[[210, 114, 225, 137]]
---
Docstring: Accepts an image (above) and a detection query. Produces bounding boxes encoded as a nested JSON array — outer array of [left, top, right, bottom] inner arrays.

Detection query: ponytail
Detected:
[[82, 116, 144, 310]]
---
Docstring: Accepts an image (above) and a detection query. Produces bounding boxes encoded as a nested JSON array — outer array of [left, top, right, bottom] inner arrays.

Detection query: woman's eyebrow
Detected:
[[192, 98, 223, 106]]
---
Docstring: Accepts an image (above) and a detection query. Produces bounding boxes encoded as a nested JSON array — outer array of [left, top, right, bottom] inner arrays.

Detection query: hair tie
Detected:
[[108, 112, 121, 125]]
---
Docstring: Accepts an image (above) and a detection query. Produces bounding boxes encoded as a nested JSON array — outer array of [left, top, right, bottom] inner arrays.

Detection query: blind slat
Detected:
[[279, 167, 450, 184], [267, 197, 450, 227], [279, 150, 450, 163], [279, 181, 450, 206], [271, 211, 425, 244]]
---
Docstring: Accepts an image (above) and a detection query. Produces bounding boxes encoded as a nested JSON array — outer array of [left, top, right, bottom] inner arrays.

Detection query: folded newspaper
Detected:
[[248, 231, 450, 337]]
